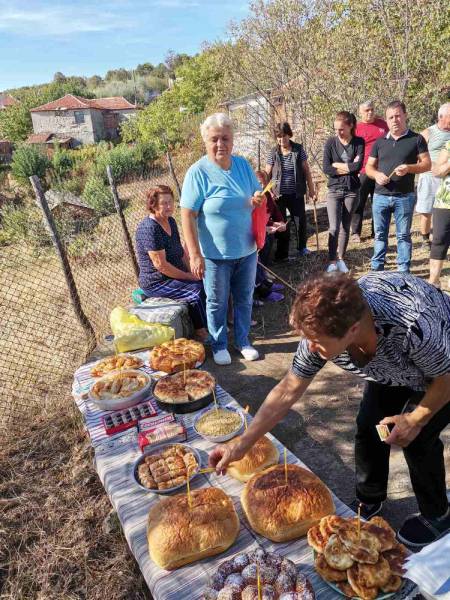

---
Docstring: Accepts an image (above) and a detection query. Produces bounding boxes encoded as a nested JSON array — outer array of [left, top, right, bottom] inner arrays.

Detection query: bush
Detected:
[[82, 175, 115, 215], [52, 148, 74, 179], [10, 145, 50, 188], [52, 176, 85, 197], [0, 203, 50, 247]]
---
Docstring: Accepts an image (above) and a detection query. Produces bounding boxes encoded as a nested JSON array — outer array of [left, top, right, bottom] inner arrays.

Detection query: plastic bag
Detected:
[[110, 306, 174, 352], [251, 196, 269, 250]]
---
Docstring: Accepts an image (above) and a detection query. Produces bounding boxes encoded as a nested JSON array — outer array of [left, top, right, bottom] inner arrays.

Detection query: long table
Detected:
[[72, 351, 417, 600]]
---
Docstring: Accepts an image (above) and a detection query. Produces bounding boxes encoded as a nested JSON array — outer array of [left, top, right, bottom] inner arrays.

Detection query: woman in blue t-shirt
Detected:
[[135, 185, 207, 340], [181, 113, 263, 365]]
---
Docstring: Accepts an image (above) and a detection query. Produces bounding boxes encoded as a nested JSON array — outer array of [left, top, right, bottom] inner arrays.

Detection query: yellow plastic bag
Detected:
[[110, 306, 174, 352]]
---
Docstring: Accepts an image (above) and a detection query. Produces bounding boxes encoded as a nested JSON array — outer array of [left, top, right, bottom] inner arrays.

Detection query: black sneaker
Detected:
[[348, 499, 383, 520], [397, 506, 450, 548]]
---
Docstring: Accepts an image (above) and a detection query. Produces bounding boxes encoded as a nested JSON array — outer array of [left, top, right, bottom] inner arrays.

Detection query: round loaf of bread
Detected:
[[226, 436, 279, 482], [147, 487, 240, 570], [241, 464, 335, 542]]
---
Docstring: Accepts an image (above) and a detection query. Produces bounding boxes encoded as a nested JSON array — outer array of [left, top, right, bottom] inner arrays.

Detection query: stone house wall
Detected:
[[31, 109, 96, 146]]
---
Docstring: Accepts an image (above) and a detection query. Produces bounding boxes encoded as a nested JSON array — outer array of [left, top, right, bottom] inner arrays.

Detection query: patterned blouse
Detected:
[[292, 272, 450, 391]]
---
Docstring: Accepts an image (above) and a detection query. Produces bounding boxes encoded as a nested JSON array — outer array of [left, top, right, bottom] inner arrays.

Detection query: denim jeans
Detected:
[[203, 252, 257, 352], [371, 192, 415, 272]]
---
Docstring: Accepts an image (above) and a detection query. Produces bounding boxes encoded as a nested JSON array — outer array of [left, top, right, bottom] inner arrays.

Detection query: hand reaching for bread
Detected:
[[209, 439, 247, 474]]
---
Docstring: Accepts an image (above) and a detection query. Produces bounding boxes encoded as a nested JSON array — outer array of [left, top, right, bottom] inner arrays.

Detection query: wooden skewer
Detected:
[[186, 465, 193, 510], [212, 387, 218, 413], [244, 405, 249, 430], [257, 261, 297, 294], [284, 447, 288, 485], [257, 563, 262, 600], [198, 467, 215, 474], [357, 503, 361, 541]]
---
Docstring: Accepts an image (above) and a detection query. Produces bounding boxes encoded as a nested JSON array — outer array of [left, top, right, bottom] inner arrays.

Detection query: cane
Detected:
[[257, 261, 298, 294]]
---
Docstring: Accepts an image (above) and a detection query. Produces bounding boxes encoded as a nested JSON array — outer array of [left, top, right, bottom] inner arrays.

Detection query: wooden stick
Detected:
[[357, 503, 361, 541], [198, 467, 215, 474], [244, 405, 249, 430], [284, 447, 288, 485], [212, 387, 218, 413], [262, 180, 274, 195], [257, 261, 297, 294], [186, 466, 193, 510], [257, 564, 262, 600], [312, 199, 320, 252]]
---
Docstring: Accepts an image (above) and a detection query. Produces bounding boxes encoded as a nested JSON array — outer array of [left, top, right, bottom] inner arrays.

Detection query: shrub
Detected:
[[52, 176, 85, 197], [52, 148, 74, 179], [94, 144, 135, 183], [82, 175, 115, 215], [10, 145, 50, 188], [0, 203, 50, 247]]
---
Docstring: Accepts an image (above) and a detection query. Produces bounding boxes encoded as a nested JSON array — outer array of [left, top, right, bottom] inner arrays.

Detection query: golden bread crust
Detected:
[[147, 487, 239, 570], [226, 436, 279, 482], [150, 338, 205, 373], [241, 465, 334, 542]]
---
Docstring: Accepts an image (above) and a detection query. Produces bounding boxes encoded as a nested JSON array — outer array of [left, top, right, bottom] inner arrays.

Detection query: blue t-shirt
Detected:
[[180, 155, 261, 259], [135, 216, 187, 288]]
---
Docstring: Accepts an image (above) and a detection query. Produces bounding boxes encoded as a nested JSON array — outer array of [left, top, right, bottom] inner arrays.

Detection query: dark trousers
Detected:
[[275, 193, 306, 259], [355, 380, 450, 518], [430, 207, 450, 260], [351, 173, 375, 236]]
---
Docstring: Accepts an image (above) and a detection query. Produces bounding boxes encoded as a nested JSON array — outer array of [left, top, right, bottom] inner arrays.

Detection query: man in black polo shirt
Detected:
[[366, 100, 430, 272]]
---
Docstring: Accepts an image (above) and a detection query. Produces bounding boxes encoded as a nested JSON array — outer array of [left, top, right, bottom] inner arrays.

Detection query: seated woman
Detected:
[[135, 185, 208, 341]]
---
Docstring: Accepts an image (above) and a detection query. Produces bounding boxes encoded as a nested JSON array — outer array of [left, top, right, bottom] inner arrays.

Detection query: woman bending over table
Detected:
[[135, 185, 208, 341]]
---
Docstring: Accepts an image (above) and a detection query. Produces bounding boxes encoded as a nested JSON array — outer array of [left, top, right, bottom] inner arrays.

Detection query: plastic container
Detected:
[[193, 406, 244, 443], [88, 369, 153, 411], [132, 443, 202, 494]]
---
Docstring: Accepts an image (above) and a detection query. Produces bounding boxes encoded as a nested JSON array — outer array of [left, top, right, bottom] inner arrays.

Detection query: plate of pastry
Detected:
[[90, 353, 144, 377], [88, 369, 152, 411], [152, 369, 216, 413], [149, 338, 205, 374], [308, 515, 410, 599], [133, 443, 201, 494]]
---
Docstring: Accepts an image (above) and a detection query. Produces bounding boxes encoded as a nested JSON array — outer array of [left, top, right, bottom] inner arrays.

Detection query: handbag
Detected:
[[251, 196, 269, 250]]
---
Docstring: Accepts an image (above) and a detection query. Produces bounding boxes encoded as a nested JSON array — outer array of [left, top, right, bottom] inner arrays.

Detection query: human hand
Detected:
[[190, 254, 205, 279], [375, 172, 390, 186], [208, 439, 247, 474], [379, 413, 423, 448], [394, 164, 409, 177], [251, 191, 264, 207], [266, 225, 278, 234], [187, 271, 201, 281], [273, 221, 287, 232]]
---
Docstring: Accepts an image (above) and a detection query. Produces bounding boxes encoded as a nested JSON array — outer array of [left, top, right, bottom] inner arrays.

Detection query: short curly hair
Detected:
[[290, 273, 367, 338], [146, 185, 174, 214]]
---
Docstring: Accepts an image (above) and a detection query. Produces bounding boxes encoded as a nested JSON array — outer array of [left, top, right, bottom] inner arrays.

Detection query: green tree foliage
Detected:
[[53, 71, 66, 83], [135, 63, 154, 76], [82, 175, 115, 215], [87, 75, 103, 87], [105, 68, 131, 82], [10, 145, 50, 188], [122, 50, 224, 150]]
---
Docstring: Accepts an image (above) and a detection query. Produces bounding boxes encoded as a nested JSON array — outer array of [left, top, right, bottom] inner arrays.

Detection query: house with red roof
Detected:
[[29, 94, 137, 147], [0, 93, 19, 110]]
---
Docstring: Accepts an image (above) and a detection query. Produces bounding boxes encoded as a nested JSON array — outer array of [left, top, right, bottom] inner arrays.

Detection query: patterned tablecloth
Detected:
[[72, 350, 417, 600]]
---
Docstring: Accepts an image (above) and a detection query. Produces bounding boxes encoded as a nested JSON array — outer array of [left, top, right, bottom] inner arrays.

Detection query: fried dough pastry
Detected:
[[363, 516, 396, 552], [338, 527, 380, 564], [380, 573, 403, 593], [347, 564, 378, 600], [357, 555, 391, 587], [323, 534, 354, 571], [382, 542, 408, 576], [319, 515, 335, 539], [314, 554, 347, 583], [307, 525, 328, 553], [328, 515, 358, 534], [336, 581, 356, 597]]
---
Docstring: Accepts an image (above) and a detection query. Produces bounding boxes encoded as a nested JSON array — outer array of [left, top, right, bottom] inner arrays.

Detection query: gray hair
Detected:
[[200, 113, 233, 141], [438, 103, 450, 119], [359, 100, 374, 109]]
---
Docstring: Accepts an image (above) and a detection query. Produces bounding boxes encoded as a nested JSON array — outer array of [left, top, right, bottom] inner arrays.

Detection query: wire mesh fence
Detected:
[[0, 146, 202, 433]]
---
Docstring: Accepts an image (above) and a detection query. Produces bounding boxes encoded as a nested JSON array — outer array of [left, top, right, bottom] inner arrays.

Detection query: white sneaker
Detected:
[[336, 259, 349, 273], [237, 346, 259, 361], [326, 263, 338, 273], [213, 349, 231, 365]]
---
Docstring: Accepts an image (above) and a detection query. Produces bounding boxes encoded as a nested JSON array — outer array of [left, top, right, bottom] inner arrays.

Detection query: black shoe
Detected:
[[397, 506, 450, 548], [348, 499, 383, 520]]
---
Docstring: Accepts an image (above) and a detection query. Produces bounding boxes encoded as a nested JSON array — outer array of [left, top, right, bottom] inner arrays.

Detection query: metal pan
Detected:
[[151, 372, 215, 414]]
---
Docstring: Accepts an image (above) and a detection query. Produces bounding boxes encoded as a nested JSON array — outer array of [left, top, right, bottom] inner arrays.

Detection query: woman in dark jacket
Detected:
[[265, 122, 315, 261], [323, 111, 365, 273]]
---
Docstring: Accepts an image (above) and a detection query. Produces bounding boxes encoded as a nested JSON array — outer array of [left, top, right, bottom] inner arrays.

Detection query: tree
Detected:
[[53, 71, 66, 83], [105, 68, 130, 82], [135, 62, 155, 77], [10, 145, 50, 188], [87, 75, 103, 88], [165, 51, 190, 74]]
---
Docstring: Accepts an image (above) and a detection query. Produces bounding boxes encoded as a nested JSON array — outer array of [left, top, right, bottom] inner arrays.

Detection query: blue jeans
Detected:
[[371, 192, 415, 272], [203, 252, 257, 352]]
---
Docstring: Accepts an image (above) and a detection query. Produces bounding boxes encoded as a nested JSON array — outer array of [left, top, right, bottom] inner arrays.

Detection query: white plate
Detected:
[[88, 369, 153, 411], [193, 406, 244, 443]]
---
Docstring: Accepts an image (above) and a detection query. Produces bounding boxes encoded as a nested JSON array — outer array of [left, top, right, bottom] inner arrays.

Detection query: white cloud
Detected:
[[0, 2, 135, 36]]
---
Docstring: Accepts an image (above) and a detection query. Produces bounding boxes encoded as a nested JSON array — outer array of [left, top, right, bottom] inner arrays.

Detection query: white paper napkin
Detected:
[[405, 533, 450, 597]]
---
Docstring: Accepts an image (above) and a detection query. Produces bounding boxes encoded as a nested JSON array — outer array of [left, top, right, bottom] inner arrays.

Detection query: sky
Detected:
[[0, 0, 249, 90]]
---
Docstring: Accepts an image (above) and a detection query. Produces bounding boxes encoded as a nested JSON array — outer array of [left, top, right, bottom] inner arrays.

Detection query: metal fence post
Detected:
[[258, 139, 261, 170], [106, 165, 140, 281], [30, 175, 96, 349]]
